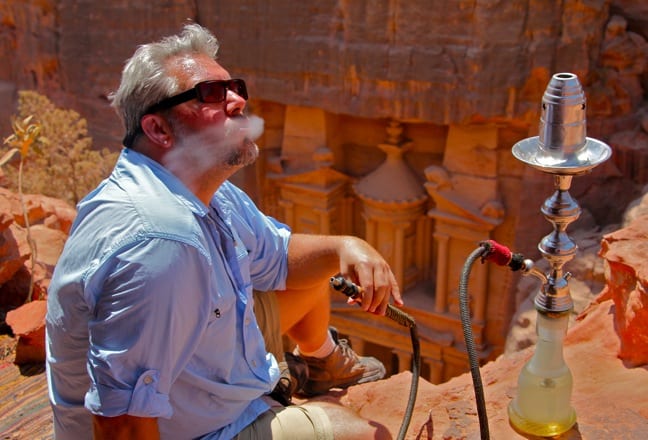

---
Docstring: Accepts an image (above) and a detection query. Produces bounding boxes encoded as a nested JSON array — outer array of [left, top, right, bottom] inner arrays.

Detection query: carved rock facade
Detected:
[[1, 0, 648, 382]]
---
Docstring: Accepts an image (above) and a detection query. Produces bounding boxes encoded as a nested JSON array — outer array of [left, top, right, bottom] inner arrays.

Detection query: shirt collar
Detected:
[[120, 148, 210, 218]]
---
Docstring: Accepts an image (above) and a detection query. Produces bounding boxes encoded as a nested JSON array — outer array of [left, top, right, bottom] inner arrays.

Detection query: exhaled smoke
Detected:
[[223, 113, 264, 145], [245, 114, 264, 141], [164, 114, 265, 187]]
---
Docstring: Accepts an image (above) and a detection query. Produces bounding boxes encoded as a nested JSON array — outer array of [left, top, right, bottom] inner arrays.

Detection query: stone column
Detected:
[[354, 120, 430, 292], [424, 123, 505, 329]]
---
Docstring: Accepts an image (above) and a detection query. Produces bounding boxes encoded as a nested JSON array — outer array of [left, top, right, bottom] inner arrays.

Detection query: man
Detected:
[[46, 23, 403, 440]]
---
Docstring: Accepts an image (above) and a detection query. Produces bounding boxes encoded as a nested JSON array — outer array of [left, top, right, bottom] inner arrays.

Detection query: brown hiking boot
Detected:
[[269, 352, 309, 405], [296, 328, 386, 396]]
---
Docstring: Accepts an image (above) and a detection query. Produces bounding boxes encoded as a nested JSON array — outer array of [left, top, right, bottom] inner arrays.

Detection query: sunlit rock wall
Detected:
[[1, 1, 645, 144], [207, 0, 608, 122], [1, 0, 647, 381]]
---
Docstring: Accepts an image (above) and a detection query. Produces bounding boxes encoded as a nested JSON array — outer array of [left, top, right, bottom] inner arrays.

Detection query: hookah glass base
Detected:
[[508, 375, 576, 436], [507, 313, 577, 436]]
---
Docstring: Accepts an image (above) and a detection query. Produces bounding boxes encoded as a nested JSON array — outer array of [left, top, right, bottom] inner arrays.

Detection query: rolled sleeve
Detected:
[[86, 369, 171, 418], [128, 370, 171, 417]]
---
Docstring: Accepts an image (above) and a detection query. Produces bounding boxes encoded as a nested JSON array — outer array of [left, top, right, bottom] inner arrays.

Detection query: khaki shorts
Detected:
[[253, 290, 284, 361], [246, 291, 334, 440], [235, 396, 334, 440]]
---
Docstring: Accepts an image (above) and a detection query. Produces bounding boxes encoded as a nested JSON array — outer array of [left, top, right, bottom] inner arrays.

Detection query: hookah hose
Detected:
[[460, 245, 492, 440], [329, 276, 420, 440], [460, 240, 526, 440]]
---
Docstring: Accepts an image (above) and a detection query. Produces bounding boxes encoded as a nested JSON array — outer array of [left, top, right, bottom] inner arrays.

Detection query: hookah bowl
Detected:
[[507, 73, 611, 436]]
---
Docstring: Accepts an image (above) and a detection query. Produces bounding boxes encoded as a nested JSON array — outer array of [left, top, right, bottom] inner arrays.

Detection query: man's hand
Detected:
[[336, 236, 402, 315], [286, 234, 403, 316]]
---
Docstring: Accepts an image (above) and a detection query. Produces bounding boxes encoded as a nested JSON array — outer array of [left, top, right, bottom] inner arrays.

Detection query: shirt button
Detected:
[[143, 375, 153, 385], [251, 360, 257, 367]]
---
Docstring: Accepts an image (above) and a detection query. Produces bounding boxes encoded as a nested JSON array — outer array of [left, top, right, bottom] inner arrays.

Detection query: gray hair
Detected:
[[110, 23, 220, 146]]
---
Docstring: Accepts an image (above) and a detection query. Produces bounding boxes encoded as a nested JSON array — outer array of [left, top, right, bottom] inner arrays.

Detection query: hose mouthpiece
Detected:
[[329, 276, 362, 299], [329, 276, 416, 329]]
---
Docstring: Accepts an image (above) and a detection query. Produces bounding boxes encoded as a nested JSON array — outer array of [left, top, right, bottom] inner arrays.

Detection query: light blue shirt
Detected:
[[46, 148, 291, 440]]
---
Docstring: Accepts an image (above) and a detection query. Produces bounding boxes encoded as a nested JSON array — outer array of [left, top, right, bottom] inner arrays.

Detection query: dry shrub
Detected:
[[2, 90, 118, 205]]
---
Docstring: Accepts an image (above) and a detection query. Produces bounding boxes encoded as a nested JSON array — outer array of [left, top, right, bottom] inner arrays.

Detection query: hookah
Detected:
[[507, 72, 611, 436], [459, 72, 611, 438], [329, 72, 611, 439]]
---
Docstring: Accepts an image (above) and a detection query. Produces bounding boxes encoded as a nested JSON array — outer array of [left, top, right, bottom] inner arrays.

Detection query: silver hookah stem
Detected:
[[512, 73, 611, 314]]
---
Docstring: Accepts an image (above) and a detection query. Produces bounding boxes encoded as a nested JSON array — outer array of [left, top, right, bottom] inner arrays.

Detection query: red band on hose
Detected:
[[484, 240, 512, 266]]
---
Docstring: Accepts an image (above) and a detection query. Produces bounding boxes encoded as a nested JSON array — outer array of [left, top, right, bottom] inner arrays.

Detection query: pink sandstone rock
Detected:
[[0, 224, 31, 292], [0, 190, 75, 360], [0, 194, 13, 230], [598, 214, 648, 367], [0, 189, 76, 235], [312, 208, 648, 438], [5, 299, 47, 364], [318, 295, 648, 439], [24, 194, 77, 235], [0, 190, 75, 308]]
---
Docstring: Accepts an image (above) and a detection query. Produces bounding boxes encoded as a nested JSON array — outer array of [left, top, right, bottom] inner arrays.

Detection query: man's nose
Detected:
[[225, 89, 246, 116]]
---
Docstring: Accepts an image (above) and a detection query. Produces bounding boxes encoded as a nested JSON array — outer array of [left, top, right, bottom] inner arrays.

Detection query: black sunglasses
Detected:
[[146, 79, 248, 114], [123, 79, 248, 147]]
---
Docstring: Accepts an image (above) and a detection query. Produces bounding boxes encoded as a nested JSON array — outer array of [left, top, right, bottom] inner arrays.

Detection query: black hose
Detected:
[[459, 245, 491, 440], [386, 303, 420, 440], [400, 321, 420, 440], [330, 277, 420, 440]]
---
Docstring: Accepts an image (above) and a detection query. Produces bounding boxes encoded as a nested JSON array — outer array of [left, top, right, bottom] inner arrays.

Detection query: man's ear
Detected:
[[140, 114, 173, 148]]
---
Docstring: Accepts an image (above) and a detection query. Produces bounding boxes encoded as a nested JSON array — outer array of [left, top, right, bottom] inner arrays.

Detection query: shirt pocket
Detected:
[[207, 289, 235, 327]]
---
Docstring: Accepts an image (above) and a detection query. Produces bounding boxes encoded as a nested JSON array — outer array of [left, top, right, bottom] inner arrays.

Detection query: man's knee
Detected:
[[309, 402, 392, 440], [237, 399, 335, 440]]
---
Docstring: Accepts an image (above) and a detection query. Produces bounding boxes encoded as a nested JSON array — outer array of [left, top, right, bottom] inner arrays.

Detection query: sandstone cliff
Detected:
[[0, 1, 646, 148]]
